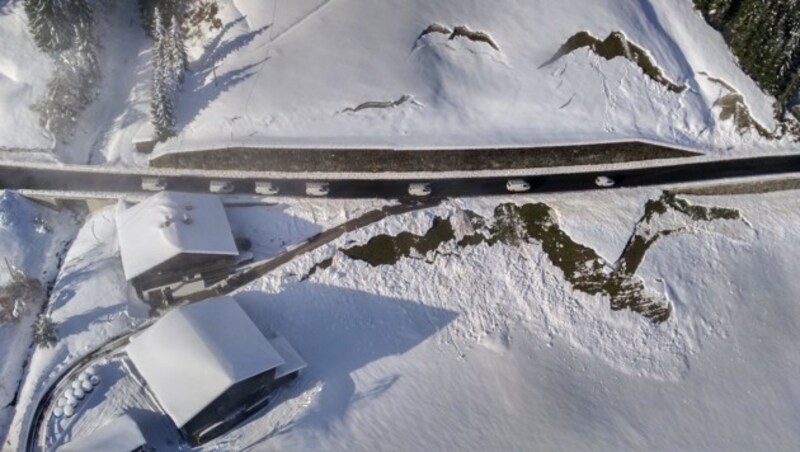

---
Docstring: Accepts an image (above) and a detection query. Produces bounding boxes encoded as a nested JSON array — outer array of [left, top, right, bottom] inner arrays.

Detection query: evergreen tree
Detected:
[[694, 0, 800, 115], [24, 0, 99, 143], [150, 7, 176, 141], [32, 314, 58, 348], [166, 15, 188, 89], [139, 0, 183, 36], [23, 0, 94, 54]]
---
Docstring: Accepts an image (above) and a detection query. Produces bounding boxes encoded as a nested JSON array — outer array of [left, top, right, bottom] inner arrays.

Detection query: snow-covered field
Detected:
[[0, 0, 796, 166], [4, 187, 798, 451], [216, 188, 800, 451]]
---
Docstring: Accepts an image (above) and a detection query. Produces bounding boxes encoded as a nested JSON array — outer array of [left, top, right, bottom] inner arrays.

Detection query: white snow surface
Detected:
[[0, 3, 53, 152], [57, 413, 146, 452], [155, 0, 788, 158], [2, 204, 140, 450], [4, 188, 800, 451], [116, 191, 238, 280], [126, 295, 287, 428], [205, 189, 800, 451], [0, 0, 795, 165], [0, 192, 79, 440]]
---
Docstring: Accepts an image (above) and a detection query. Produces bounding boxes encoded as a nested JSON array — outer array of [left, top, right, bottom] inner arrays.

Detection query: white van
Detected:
[[255, 181, 279, 195]]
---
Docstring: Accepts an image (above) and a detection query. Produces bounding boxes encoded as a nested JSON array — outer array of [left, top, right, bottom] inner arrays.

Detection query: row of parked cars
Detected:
[[142, 177, 616, 196]]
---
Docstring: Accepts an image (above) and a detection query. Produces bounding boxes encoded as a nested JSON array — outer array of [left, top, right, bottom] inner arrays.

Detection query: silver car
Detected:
[[306, 182, 330, 197], [409, 183, 432, 197], [141, 177, 167, 191], [594, 176, 616, 188], [506, 179, 531, 193], [209, 180, 235, 194]]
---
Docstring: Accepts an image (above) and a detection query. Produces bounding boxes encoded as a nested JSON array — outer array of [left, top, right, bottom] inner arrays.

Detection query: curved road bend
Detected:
[[2, 154, 800, 198], [25, 199, 438, 452]]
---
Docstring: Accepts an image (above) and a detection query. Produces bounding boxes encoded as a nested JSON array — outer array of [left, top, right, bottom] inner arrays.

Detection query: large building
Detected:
[[125, 295, 306, 446], [116, 191, 240, 302]]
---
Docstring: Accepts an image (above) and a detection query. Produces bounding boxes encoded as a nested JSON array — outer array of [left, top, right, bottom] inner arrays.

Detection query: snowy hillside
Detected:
[[5, 187, 799, 451], [160, 0, 788, 157], [209, 188, 800, 450], [1, 0, 796, 166], [0, 192, 79, 440], [0, 4, 53, 154]]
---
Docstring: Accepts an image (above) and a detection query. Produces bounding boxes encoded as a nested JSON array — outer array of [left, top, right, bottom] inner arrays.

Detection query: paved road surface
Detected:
[[2, 154, 800, 198]]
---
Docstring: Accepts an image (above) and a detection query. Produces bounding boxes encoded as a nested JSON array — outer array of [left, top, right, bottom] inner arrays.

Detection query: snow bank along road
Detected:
[[2, 152, 800, 198]]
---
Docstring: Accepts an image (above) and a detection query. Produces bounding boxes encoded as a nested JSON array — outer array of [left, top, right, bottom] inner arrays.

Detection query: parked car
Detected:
[[209, 180, 235, 194], [408, 183, 432, 197], [254, 181, 279, 195], [506, 179, 531, 193], [142, 177, 167, 191], [306, 182, 330, 197], [594, 176, 616, 188]]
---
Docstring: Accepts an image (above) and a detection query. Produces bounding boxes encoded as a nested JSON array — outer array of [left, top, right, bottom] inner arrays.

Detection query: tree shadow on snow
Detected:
[[233, 284, 458, 446], [176, 18, 271, 130]]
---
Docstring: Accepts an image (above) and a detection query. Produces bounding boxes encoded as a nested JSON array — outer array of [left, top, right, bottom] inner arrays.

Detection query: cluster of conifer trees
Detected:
[[694, 0, 800, 118], [147, 3, 187, 141], [23, 0, 98, 143]]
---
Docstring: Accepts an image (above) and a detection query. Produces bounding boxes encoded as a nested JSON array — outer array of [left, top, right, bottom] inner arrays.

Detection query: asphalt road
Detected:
[[2, 154, 800, 198]]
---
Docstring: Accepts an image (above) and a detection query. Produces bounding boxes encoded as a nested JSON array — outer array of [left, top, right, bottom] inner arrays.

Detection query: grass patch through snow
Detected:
[[308, 193, 742, 323]]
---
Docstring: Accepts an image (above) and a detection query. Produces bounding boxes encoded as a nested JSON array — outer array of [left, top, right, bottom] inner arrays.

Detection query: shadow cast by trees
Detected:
[[233, 284, 458, 447], [176, 19, 271, 130]]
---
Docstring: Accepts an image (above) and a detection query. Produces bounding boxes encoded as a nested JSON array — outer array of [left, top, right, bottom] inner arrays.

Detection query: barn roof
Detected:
[[58, 414, 146, 452], [116, 191, 238, 281], [126, 296, 289, 428]]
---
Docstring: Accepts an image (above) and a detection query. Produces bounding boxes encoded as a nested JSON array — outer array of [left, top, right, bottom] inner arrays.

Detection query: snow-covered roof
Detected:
[[126, 296, 287, 428], [116, 191, 238, 281], [58, 414, 146, 452], [270, 334, 308, 379]]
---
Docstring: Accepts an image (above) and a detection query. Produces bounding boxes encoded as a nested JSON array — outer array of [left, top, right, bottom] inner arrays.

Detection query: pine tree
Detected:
[[139, 0, 184, 36], [167, 15, 188, 85], [150, 82, 176, 141], [32, 314, 58, 348], [694, 0, 800, 115], [24, 0, 99, 143], [23, 0, 94, 53], [150, 7, 176, 141]]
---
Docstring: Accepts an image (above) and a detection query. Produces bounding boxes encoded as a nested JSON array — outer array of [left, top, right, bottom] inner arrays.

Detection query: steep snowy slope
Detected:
[[0, 0, 793, 165], [0, 4, 53, 155], [212, 188, 800, 451], [0, 192, 79, 439], [157, 0, 786, 158]]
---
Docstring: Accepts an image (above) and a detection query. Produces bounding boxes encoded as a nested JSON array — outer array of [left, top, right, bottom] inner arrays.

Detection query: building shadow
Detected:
[[232, 283, 458, 447], [225, 203, 324, 261]]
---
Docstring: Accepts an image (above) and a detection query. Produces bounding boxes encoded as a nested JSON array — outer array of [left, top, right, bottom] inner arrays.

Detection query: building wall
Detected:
[[132, 253, 235, 295], [181, 369, 277, 446]]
